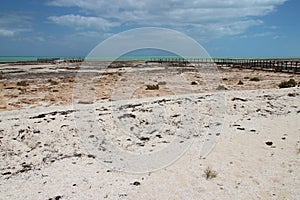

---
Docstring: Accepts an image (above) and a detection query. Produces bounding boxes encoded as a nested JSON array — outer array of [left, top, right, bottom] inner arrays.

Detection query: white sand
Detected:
[[1, 87, 299, 199]]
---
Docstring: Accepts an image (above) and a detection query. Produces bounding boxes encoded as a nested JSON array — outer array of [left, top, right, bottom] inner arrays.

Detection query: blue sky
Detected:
[[0, 0, 299, 57]]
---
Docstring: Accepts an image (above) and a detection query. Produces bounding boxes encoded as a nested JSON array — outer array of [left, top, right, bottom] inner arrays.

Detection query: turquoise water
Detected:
[[0, 56, 182, 62], [1, 56, 299, 63], [0, 56, 84, 63]]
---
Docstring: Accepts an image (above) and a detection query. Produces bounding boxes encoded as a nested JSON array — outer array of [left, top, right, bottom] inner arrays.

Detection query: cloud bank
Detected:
[[48, 0, 287, 39]]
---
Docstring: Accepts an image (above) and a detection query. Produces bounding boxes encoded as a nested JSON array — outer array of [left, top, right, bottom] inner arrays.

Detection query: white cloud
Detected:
[[48, 0, 287, 39], [0, 13, 32, 37], [48, 14, 119, 30], [0, 29, 16, 37]]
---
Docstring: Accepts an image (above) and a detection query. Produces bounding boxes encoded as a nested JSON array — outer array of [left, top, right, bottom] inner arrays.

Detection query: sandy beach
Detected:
[[1, 61, 300, 199]]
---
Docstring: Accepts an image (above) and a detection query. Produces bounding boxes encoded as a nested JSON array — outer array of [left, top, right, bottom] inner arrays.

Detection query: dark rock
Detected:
[[2, 171, 12, 175], [133, 181, 141, 186], [232, 97, 247, 102], [139, 137, 150, 141], [288, 93, 296, 97], [87, 154, 96, 159], [30, 114, 46, 119], [118, 113, 136, 119], [265, 141, 273, 146]]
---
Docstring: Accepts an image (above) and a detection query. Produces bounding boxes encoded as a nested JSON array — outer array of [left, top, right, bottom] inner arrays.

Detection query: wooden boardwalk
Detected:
[[146, 57, 300, 73]]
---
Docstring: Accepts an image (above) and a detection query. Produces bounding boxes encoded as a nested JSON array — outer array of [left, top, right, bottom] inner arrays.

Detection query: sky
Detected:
[[0, 0, 299, 57]]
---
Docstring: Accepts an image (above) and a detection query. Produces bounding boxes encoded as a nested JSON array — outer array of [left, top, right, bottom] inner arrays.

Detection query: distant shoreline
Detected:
[[1, 56, 300, 63]]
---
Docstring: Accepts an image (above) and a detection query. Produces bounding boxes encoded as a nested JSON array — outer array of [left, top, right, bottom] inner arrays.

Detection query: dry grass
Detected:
[[250, 77, 260, 82], [279, 79, 297, 88], [146, 84, 159, 90], [204, 167, 217, 180]]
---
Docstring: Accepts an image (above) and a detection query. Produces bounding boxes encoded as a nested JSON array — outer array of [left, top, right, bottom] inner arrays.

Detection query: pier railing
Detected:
[[146, 57, 300, 73]]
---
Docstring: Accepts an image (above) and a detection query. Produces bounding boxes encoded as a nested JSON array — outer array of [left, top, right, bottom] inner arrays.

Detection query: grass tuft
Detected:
[[204, 167, 217, 180], [17, 81, 29, 86], [146, 84, 159, 90], [250, 77, 260, 81], [279, 79, 297, 88]]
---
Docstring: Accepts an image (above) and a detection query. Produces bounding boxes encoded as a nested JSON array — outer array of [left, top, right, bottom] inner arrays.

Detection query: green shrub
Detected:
[[17, 81, 29, 86], [250, 77, 260, 81], [48, 79, 58, 85], [146, 84, 159, 90], [279, 79, 297, 88], [238, 80, 244, 85]]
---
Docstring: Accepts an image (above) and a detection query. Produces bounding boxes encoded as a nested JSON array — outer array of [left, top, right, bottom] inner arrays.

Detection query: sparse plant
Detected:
[[146, 84, 159, 90], [17, 81, 29, 86], [238, 80, 244, 85], [48, 79, 58, 85], [250, 77, 260, 81], [216, 85, 228, 90], [204, 167, 217, 180], [279, 79, 297, 88], [0, 71, 4, 79]]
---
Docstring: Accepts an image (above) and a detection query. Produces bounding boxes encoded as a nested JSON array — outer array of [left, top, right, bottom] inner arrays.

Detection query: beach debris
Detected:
[[191, 81, 199, 85]]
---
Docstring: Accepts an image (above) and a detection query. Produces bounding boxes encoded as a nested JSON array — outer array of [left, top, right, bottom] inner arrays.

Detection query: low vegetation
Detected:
[[16, 81, 29, 86], [279, 79, 297, 88], [204, 167, 217, 180], [48, 79, 59, 85], [146, 84, 159, 90], [250, 77, 260, 81], [238, 80, 244, 85]]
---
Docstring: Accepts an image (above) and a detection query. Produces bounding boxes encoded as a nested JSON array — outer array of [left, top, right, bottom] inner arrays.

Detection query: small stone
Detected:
[[133, 181, 141, 186], [265, 141, 273, 146], [191, 81, 198, 85]]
